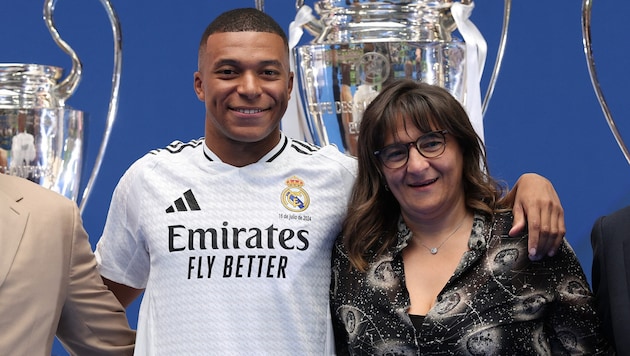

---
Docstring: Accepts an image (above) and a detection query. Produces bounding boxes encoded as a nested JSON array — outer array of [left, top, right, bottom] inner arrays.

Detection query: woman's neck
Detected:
[[404, 205, 471, 245]]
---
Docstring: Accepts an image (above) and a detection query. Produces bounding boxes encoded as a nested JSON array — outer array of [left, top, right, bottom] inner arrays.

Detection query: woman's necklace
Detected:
[[418, 214, 468, 255]]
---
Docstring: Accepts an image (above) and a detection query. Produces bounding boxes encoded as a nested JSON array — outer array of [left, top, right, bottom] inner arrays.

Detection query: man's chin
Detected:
[[229, 128, 281, 144]]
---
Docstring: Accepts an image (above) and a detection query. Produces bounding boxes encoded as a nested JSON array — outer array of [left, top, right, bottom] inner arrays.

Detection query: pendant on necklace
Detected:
[[419, 214, 469, 256]]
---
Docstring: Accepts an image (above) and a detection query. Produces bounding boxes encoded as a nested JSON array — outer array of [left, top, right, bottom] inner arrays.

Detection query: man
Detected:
[[95, 8, 565, 354], [0, 174, 135, 355], [591, 205, 630, 355]]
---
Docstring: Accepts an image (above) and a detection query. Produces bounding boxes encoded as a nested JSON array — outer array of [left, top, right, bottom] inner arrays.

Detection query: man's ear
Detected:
[[287, 71, 294, 100], [193, 72, 204, 101]]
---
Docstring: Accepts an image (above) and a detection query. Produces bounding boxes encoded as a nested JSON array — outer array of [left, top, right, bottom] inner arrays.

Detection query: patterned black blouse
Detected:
[[330, 211, 614, 355]]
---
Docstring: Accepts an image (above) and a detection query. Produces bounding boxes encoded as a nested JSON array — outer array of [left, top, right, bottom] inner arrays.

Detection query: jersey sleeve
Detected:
[[96, 157, 152, 289]]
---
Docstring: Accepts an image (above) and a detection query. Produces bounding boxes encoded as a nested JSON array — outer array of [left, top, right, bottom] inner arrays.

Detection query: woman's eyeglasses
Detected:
[[374, 130, 448, 169]]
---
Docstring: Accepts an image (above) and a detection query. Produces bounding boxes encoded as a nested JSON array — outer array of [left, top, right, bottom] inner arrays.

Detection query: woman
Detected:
[[330, 80, 612, 355]]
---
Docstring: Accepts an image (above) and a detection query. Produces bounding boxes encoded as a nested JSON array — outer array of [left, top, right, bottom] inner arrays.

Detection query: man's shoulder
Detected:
[[128, 138, 203, 169], [605, 205, 630, 222], [147, 138, 205, 157], [0, 174, 74, 210], [111, 138, 203, 193], [599, 205, 630, 236], [287, 138, 356, 169]]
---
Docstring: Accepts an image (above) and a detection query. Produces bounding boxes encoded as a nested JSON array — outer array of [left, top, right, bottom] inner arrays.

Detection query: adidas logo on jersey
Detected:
[[166, 189, 201, 213]]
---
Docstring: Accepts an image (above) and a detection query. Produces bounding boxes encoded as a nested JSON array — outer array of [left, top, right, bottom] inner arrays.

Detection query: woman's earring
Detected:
[[384, 184, 390, 192]]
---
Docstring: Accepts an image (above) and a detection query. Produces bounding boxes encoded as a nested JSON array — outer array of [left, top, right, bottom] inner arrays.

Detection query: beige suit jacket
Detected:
[[0, 174, 135, 355]]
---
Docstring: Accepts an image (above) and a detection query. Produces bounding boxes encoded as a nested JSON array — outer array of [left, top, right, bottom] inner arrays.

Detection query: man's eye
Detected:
[[261, 69, 280, 77], [218, 69, 235, 75]]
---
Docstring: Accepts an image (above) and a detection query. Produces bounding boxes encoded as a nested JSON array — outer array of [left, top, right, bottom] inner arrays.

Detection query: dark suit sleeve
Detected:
[[55, 202, 136, 355], [591, 215, 614, 346], [590, 206, 630, 355]]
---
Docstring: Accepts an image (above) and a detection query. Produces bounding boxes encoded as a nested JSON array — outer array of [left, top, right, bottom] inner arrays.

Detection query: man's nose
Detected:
[[237, 72, 262, 98]]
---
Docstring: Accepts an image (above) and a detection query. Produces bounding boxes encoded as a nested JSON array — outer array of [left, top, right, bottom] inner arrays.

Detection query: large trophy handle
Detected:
[[43, 0, 123, 212], [43, 0, 82, 104], [481, 0, 511, 117], [582, 0, 630, 166]]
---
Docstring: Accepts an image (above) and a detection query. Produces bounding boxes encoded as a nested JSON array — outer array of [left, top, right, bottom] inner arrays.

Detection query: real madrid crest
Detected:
[[281, 175, 310, 212]]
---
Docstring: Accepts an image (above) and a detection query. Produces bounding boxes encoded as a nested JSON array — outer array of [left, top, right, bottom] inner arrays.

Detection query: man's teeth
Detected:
[[237, 108, 262, 114]]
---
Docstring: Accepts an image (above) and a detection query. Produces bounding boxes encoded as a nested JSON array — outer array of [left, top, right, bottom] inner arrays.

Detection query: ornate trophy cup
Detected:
[[287, 0, 510, 155], [0, 0, 122, 212], [582, 0, 630, 166]]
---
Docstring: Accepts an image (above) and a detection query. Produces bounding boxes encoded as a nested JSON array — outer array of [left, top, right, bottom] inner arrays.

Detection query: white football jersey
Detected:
[[96, 133, 357, 355]]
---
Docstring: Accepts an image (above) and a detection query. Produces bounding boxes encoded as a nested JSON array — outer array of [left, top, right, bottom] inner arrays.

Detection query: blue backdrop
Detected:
[[2, 1, 629, 354]]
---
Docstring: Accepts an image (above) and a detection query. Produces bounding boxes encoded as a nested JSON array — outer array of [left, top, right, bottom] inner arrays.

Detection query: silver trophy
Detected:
[[0, 0, 122, 212], [582, 0, 630, 166], [289, 0, 510, 155]]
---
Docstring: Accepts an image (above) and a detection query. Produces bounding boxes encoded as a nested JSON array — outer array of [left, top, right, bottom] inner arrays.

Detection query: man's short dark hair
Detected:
[[199, 8, 288, 49]]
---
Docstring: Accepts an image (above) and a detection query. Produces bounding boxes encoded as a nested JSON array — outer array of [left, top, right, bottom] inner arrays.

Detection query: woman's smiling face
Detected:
[[381, 119, 466, 222]]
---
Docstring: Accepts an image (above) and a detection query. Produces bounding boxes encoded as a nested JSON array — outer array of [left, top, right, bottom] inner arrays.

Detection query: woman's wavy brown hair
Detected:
[[342, 79, 507, 271]]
